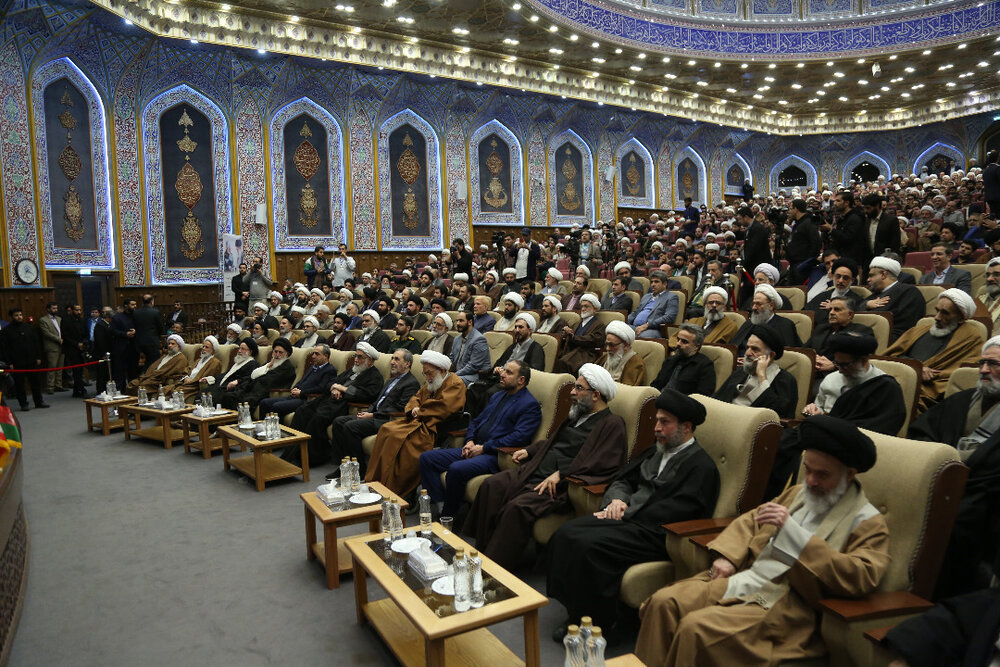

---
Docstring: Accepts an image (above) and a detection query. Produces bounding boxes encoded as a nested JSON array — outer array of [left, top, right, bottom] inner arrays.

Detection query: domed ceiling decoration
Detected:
[[93, 0, 1000, 134]]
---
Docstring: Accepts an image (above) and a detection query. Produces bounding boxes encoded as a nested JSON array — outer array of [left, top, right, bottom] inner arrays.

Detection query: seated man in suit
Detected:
[[422, 312, 453, 356], [976, 257, 1000, 336], [713, 325, 799, 419], [608, 261, 646, 294], [860, 256, 925, 342], [561, 275, 591, 312], [401, 296, 430, 330], [729, 285, 803, 357], [166, 335, 222, 401], [628, 270, 679, 339], [257, 344, 338, 419], [126, 333, 189, 395], [596, 320, 647, 386], [327, 349, 421, 479], [419, 359, 542, 517], [652, 324, 717, 395], [356, 309, 392, 352], [553, 294, 605, 375], [204, 338, 259, 405], [886, 288, 984, 411], [286, 342, 384, 467], [520, 280, 542, 311], [547, 390, 720, 641], [219, 337, 297, 411], [463, 363, 627, 570], [806, 296, 874, 388], [390, 316, 422, 355], [325, 312, 356, 352], [536, 295, 570, 334], [464, 313, 545, 416], [804, 258, 863, 312], [472, 296, 496, 333], [920, 242, 973, 294], [449, 311, 491, 385], [600, 277, 635, 315]]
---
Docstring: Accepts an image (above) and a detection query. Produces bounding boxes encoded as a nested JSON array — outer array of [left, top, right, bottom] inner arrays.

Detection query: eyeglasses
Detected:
[[978, 359, 1000, 369], [572, 383, 593, 393], [833, 359, 859, 369]]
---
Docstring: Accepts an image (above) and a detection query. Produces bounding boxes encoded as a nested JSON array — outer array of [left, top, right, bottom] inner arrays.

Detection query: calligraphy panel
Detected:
[[477, 133, 513, 214], [727, 163, 745, 187], [389, 123, 430, 238], [620, 151, 647, 200], [555, 142, 585, 217], [677, 158, 700, 203], [283, 113, 332, 237]]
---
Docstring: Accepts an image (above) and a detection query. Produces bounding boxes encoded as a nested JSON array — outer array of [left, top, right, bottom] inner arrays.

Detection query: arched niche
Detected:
[[673, 146, 707, 208], [615, 137, 655, 208], [141, 84, 233, 284], [913, 142, 965, 176], [377, 108, 444, 250], [269, 97, 347, 250], [769, 154, 818, 193], [469, 119, 524, 226], [723, 152, 752, 197], [31, 57, 115, 269], [842, 150, 891, 186], [548, 128, 594, 227]]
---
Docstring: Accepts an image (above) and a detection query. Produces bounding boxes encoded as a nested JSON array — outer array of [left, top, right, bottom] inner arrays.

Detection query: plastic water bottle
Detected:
[[418, 489, 432, 536], [156, 385, 165, 407], [563, 625, 584, 666], [579, 617, 593, 647], [381, 500, 392, 545], [389, 500, 404, 542], [340, 458, 351, 487], [350, 457, 361, 493], [137, 387, 147, 404], [453, 549, 471, 612], [585, 627, 606, 666], [469, 549, 484, 608]]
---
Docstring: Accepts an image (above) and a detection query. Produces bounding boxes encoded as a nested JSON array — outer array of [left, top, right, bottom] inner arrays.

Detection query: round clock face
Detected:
[[15, 259, 37, 284]]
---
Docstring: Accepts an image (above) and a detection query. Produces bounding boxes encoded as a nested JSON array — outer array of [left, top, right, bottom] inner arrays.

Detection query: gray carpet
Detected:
[[8, 392, 636, 665]]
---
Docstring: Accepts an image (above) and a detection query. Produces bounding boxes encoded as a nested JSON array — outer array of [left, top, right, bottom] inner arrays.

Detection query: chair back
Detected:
[[776, 347, 814, 416], [589, 278, 611, 298], [700, 343, 737, 392], [869, 356, 921, 436], [632, 339, 667, 384], [966, 263, 987, 296], [669, 291, 687, 326], [560, 311, 581, 330], [215, 344, 235, 373], [525, 371, 575, 442], [559, 280, 575, 294], [633, 276, 650, 293], [595, 311, 626, 328], [849, 285, 872, 301], [409, 355, 427, 386], [904, 251, 933, 272], [265, 328, 280, 344], [255, 345, 271, 366], [915, 285, 945, 316], [529, 333, 559, 372], [900, 267, 922, 284], [329, 349, 355, 373], [286, 346, 312, 387], [372, 353, 392, 382], [410, 329, 432, 346], [606, 384, 660, 461], [852, 313, 891, 354], [181, 343, 201, 365], [483, 331, 513, 365], [722, 311, 746, 331], [945, 366, 979, 397], [673, 275, 693, 298], [781, 312, 814, 345], [776, 286, 806, 310]]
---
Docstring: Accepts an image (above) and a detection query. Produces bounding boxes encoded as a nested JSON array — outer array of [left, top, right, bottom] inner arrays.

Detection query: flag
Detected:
[[0, 395, 21, 454]]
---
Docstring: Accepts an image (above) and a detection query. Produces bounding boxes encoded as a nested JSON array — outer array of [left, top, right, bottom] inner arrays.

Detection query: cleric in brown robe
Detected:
[[462, 363, 627, 569], [636, 416, 890, 666], [669, 286, 738, 349], [126, 333, 189, 395], [165, 335, 222, 400], [885, 288, 985, 411], [552, 294, 606, 376], [594, 320, 647, 386], [364, 349, 466, 497]]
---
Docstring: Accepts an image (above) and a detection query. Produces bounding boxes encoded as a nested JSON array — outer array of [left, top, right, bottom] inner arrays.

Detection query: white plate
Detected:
[[390, 536, 431, 555], [210, 410, 229, 416], [431, 576, 454, 596], [349, 492, 382, 505]]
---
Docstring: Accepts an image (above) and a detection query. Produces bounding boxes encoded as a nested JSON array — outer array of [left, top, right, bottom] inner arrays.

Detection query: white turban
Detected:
[[227, 323, 242, 334], [754, 284, 781, 308], [870, 256, 901, 276], [705, 243, 720, 252], [302, 316, 319, 328], [294, 282, 305, 289], [486, 270, 499, 281], [362, 309, 381, 322], [290, 305, 307, 315], [402, 269, 412, 276], [296, 287, 309, 296], [753, 263, 780, 284], [252, 302, 267, 313], [339, 288, 353, 298], [578, 363, 617, 401], [434, 312, 453, 329], [543, 295, 562, 312], [268, 291, 282, 300], [502, 267, 517, 276], [167, 334, 185, 348], [940, 288, 975, 320], [356, 341, 380, 360], [502, 292, 524, 309], [515, 312, 536, 331], [362, 272, 372, 279], [576, 265, 591, 277], [420, 349, 451, 371], [547, 267, 563, 281], [724, 231, 736, 239], [428, 254, 437, 262], [988, 257, 1000, 269], [614, 261, 632, 274], [675, 238, 688, 247], [580, 293, 600, 309], [703, 286, 728, 304], [605, 320, 635, 346], [316, 304, 330, 314], [453, 273, 469, 282], [203, 335, 219, 352], [310, 288, 325, 299], [652, 241, 663, 250], [983, 335, 1000, 354]]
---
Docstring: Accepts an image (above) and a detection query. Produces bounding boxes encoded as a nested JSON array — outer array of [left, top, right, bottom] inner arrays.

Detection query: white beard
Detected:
[[705, 309, 723, 324], [749, 309, 772, 325], [929, 320, 959, 338], [426, 372, 446, 393], [802, 474, 850, 515], [980, 376, 1000, 399], [604, 349, 628, 379]]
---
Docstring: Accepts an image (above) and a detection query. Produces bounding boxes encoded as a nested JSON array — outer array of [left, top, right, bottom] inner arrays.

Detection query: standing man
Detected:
[[786, 199, 821, 284], [984, 150, 1000, 220], [92, 307, 114, 392], [821, 190, 867, 263], [38, 301, 65, 393], [231, 262, 249, 311], [110, 298, 139, 389], [451, 238, 474, 277], [304, 245, 331, 288], [509, 227, 541, 283], [740, 207, 771, 279], [862, 193, 902, 262], [0, 308, 48, 410], [330, 243, 356, 288], [133, 294, 165, 373], [62, 304, 88, 397]]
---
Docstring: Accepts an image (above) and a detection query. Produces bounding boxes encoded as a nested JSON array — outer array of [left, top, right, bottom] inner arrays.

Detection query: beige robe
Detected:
[[885, 320, 983, 410], [975, 286, 1000, 336], [669, 315, 739, 349], [126, 353, 190, 395], [165, 356, 222, 400], [635, 484, 889, 666], [595, 350, 647, 386], [364, 372, 466, 496]]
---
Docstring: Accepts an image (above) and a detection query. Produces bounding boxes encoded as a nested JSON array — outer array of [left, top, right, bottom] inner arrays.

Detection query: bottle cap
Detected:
[[592, 627, 602, 637], [469, 549, 478, 557], [455, 548, 465, 557], [581, 616, 592, 626], [567, 625, 580, 635], [351, 456, 358, 462], [420, 489, 428, 495]]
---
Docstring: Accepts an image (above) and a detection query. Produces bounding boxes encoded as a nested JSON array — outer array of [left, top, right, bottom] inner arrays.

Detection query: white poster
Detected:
[[222, 233, 244, 301]]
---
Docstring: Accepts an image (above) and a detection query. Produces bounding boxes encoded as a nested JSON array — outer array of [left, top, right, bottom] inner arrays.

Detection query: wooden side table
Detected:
[[218, 424, 310, 491], [121, 403, 195, 448], [180, 409, 239, 458], [84, 396, 136, 436], [301, 481, 409, 589]]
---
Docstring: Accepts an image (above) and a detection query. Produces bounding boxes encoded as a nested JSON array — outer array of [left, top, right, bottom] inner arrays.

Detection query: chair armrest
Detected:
[[781, 418, 804, 428], [689, 533, 718, 548], [566, 477, 609, 496], [665, 517, 735, 537], [817, 591, 934, 623], [496, 446, 521, 454], [446, 428, 468, 439], [348, 402, 368, 409], [864, 626, 892, 645]]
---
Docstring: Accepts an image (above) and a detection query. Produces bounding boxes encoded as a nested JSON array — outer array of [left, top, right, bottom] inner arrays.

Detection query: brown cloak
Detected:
[[165, 356, 222, 400], [126, 353, 189, 395], [553, 319, 607, 376], [595, 350, 647, 386], [885, 320, 983, 410], [669, 315, 739, 348]]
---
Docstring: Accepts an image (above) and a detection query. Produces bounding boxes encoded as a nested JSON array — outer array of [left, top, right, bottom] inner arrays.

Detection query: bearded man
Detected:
[[449, 311, 491, 386], [222, 322, 242, 346], [860, 256, 925, 342], [672, 286, 737, 347], [976, 257, 1000, 336], [653, 324, 716, 395], [713, 326, 799, 419], [166, 336, 222, 400], [325, 313, 356, 352], [553, 294, 606, 376], [294, 316, 321, 349], [804, 258, 863, 312], [219, 337, 296, 411], [495, 292, 523, 332], [885, 288, 984, 410], [464, 313, 545, 416], [422, 312, 454, 356], [536, 295, 569, 334], [356, 309, 391, 353], [204, 338, 259, 405], [540, 267, 567, 297], [125, 333, 189, 395], [729, 284, 802, 356], [636, 417, 889, 666], [596, 320, 647, 386], [267, 291, 287, 319]]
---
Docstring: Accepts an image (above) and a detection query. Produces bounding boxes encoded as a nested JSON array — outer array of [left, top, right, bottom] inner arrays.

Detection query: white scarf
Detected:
[[213, 354, 252, 385], [298, 333, 318, 348], [537, 315, 560, 333], [156, 350, 181, 371], [251, 356, 287, 380], [183, 352, 214, 382]]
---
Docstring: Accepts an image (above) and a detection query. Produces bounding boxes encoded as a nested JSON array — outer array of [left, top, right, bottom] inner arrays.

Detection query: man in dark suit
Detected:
[[231, 262, 249, 310], [249, 302, 279, 331], [650, 324, 716, 396], [61, 304, 88, 397], [167, 300, 189, 329], [327, 348, 421, 479], [508, 227, 541, 282], [110, 298, 139, 388], [219, 337, 296, 411], [920, 242, 973, 294], [92, 307, 114, 393], [821, 190, 867, 264], [519, 281, 542, 310], [984, 149, 1000, 220], [256, 344, 338, 418], [786, 199, 822, 283], [132, 294, 165, 372], [600, 277, 635, 314], [861, 193, 901, 263], [739, 207, 771, 277], [464, 313, 545, 416], [729, 284, 802, 357], [0, 308, 48, 410]]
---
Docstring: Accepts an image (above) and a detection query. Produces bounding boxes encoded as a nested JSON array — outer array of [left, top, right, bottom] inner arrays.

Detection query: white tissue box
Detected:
[[408, 547, 449, 580]]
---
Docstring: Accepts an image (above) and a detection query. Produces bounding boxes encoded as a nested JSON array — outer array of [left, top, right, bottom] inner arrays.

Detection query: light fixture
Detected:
[[397, 15, 414, 23], [764, 76, 775, 82], [570, 34, 578, 41], [351, 26, 361, 34], [512, 1, 521, 8], [629, 65, 642, 71], [758, 85, 771, 91], [409, 36, 419, 43], [548, 25, 558, 32], [662, 56, 671, 63], [687, 59, 696, 65], [833, 71, 845, 77], [548, 47, 563, 54], [591, 57, 605, 63], [615, 48, 623, 54], [713, 62, 721, 68], [696, 80, 708, 86], [857, 58, 865, 63], [124, 18, 132, 24], [838, 95, 848, 101], [452, 27, 469, 35], [904, 66, 915, 72], [725, 87, 737, 93], [768, 63, 776, 69], [221, 3, 231, 9], [189, 39, 198, 44], [791, 83, 802, 89], [503, 38, 519, 45], [858, 79, 868, 85], [591, 41, 599, 48], [638, 52, 646, 59], [778, 100, 787, 105], [740, 63, 747, 69], [889, 54, 897, 60], [460, 46, 470, 53], [257, 48, 266, 54], [552, 64, 559, 69], [958, 43, 967, 49], [529, 14, 539, 21], [290, 15, 299, 22], [796, 63, 804, 68]]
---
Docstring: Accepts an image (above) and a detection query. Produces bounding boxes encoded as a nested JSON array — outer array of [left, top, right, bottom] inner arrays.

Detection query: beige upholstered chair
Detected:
[[215, 344, 235, 373], [699, 343, 737, 392], [849, 285, 872, 301], [672, 275, 693, 298], [316, 329, 332, 341], [782, 312, 814, 345], [620, 291, 640, 314], [669, 291, 687, 326], [590, 278, 611, 297], [869, 356, 921, 436], [483, 331, 513, 365], [254, 345, 272, 366], [852, 313, 891, 355], [559, 280, 575, 294], [634, 276, 651, 293], [632, 339, 668, 383], [900, 267, 922, 284], [966, 263, 987, 296], [265, 328, 280, 344], [530, 333, 559, 372], [722, 311, 746, 332], [915, 285, 945, 316], [560, 311, 581, 330], [944, 366, 979, 397], [776, 347, 815, 416], [181, 343, 200, 365], [329, 349, 355, 373], [776, 286, 806, 311], [619, 396, 782, 608], [595, 311, 626, 327], [410, 329, 432, 346]]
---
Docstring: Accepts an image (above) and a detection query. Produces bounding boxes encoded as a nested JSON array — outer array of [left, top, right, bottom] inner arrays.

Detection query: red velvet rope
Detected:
[[1, 360, 104, 373]]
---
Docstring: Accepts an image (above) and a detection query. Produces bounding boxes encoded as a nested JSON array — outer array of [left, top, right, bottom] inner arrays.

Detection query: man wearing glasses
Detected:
[[975, 257, 1000, 336]]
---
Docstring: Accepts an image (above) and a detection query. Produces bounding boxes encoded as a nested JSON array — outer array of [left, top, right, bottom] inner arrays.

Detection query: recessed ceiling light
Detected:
[[752, 93, 763, 99], [889, 54, 897, 60], [833, 71, 845, 77], [662, 56, 671, 63], [791, 83, 802, 89], [869, 94, 881, 99], [768, 63, 776, 69], [548, 47, 563, 54], [615, 48, 623, 54], [629, 65, 642, 71], [290, 15, 299, 22], [713, 62, 721, 68], [778, 100, 787, 104], [397, 16, 414, 23], [881, 85, 890, 91], [958, 43, 967, 49], [807, 98, 818, 103], [858, 109, 867, 114], [548, 25, 558, 32], [627, 79, 634, 84], [838, 96, 848, 101], [598, 101, 603, 105], [857, 58, 865, 63], [687, 60, 696, 65], [552, 64, 560, 69], [351, 26, 361, 34], [591, 41, 599, 48], [638, 53, 646, 59], [979, 61, 989, 67], [512, 1, 521, 7], [383, 0, 396, 5], [696, 80, 708, 86], [460, 46, 470, 52], [901, 92, 910, 97], [529, 14, 539, 21], [257, 48, 266, 54], [758, 85, 770, 91], [221, 3, 231, 9], [592, 57, 605, 63], [859, 79, 868, 84], [664, 73, 677, 79], [947, 81, 957, 87], [819, 112, 826, 117], [570, 34, 579, 41], [740, 63, 747, 69], [476, 81, 482, 86], [452, 27, 469, 34], [826, 61, 834, 66], [726, 87, 737, 93], [429, 74, 436, 78], [503, 38, 519, 45], [922, 49, 932, 55], [124, 18, 132, 24], [691, 93, 698, 98], [409, 36, 419, 43], [189, 39, 198, 44]]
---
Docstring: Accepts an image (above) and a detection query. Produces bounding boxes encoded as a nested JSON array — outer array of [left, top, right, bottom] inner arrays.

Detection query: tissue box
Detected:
[[316, 483, 344, 507], [408, 547, 449, 580]]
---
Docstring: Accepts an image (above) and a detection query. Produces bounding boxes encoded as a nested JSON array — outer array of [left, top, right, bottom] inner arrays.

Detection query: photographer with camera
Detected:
[[451, 238, 473, 277], [243, 255, 274, 301], [508, 227, 541, 283]]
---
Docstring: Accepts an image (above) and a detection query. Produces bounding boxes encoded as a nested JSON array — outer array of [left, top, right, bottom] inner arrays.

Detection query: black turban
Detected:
[[655, 389, 707, 427], [798, 415, 876, 472], [748, 325, 784, 360]]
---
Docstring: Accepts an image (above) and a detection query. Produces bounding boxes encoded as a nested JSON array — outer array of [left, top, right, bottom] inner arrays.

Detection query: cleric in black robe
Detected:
[[729, 284, 802, 357], [803, 258, 863, 312], [651, 323, 716, 396], [713, 325, 798, 419], [546, 390, 719, 641], [766, 332, 906, 499], [859, 256, 925, 342]]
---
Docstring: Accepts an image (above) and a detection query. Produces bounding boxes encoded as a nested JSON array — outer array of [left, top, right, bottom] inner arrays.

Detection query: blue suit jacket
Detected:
[[628, 290, 678, 328], [468, 386, 542, 454], [451, 328, 492, 385], [294, 362, 339, 395]]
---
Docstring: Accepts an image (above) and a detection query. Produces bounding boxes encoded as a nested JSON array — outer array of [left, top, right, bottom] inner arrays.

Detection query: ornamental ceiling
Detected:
[[91, 0, 1000, 134]]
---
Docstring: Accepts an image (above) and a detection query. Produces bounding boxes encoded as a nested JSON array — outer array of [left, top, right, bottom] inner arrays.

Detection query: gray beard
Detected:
[[705, 309, 723, 324], [432, 329, 447, 338], [426, 373, 446, 393], [742, 357, 757, 373], [929, 321, 959, 338], [988, 285, 1000, 298], [979, 377, 1000, 399], [655, 429, 686, 455], [749, 309, 772, 325], [802, 474, 850, 515], [604, 349, 627, 376], [568, 393, 594, 421], [364, 324, 378, 335]]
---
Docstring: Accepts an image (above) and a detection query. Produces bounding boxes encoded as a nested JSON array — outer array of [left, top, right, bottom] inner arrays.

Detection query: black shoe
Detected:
[[54, 387, 69, 392], [35, 403, 50, 409], [18, 404, 29, 412], [552, 620, 571, 643], [324, 469, 341, 481]]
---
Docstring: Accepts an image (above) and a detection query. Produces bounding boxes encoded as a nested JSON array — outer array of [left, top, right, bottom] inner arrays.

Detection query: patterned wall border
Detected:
[[769, 153, 819, 193], [615, 137, 656, 209], [236, 100, 270, 272], [673, 146, 709, 207], [268, 97, 347, 250], [113, 57, 146, 285], [469, 119, 524, 227], [140, 84, 233, 284], [444, 115, 470, 245], [841, 150, 892, 186], [30, 57, 115, 269], [0, 41, 37, 284], [348, 101, 377, 251], [724, 152, 753, 196], [548, 128, 595, 227], [377, 108, 444, 251], [912, 142, 965, 175], [527, 125, 547, 226]]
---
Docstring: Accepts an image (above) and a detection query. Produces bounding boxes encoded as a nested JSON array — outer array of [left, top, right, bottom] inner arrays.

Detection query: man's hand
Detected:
[[755, 352, 771, 383], [493, 365, 502, 375], [709, 557, 736, 579], [819, 222, 833, 233], [921, 366, 940, 382], [357, 411, 373, 419], [410, 407, 420, 418], [462, 442, 484, 458], [867, 296, 890, 309], [817, 299, 832, 310], [226, 380, 238, 390], [534, 470, 560, 497], [755, 502, 790, 528], [815, 355, 834, 373], [562, 326, 574, 336], [595, 498, 627, 520], [290, 388, 301, 398], [635, 323, 648, 335], [511, 448, 528, 463], [802, 402, 824, 416]]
